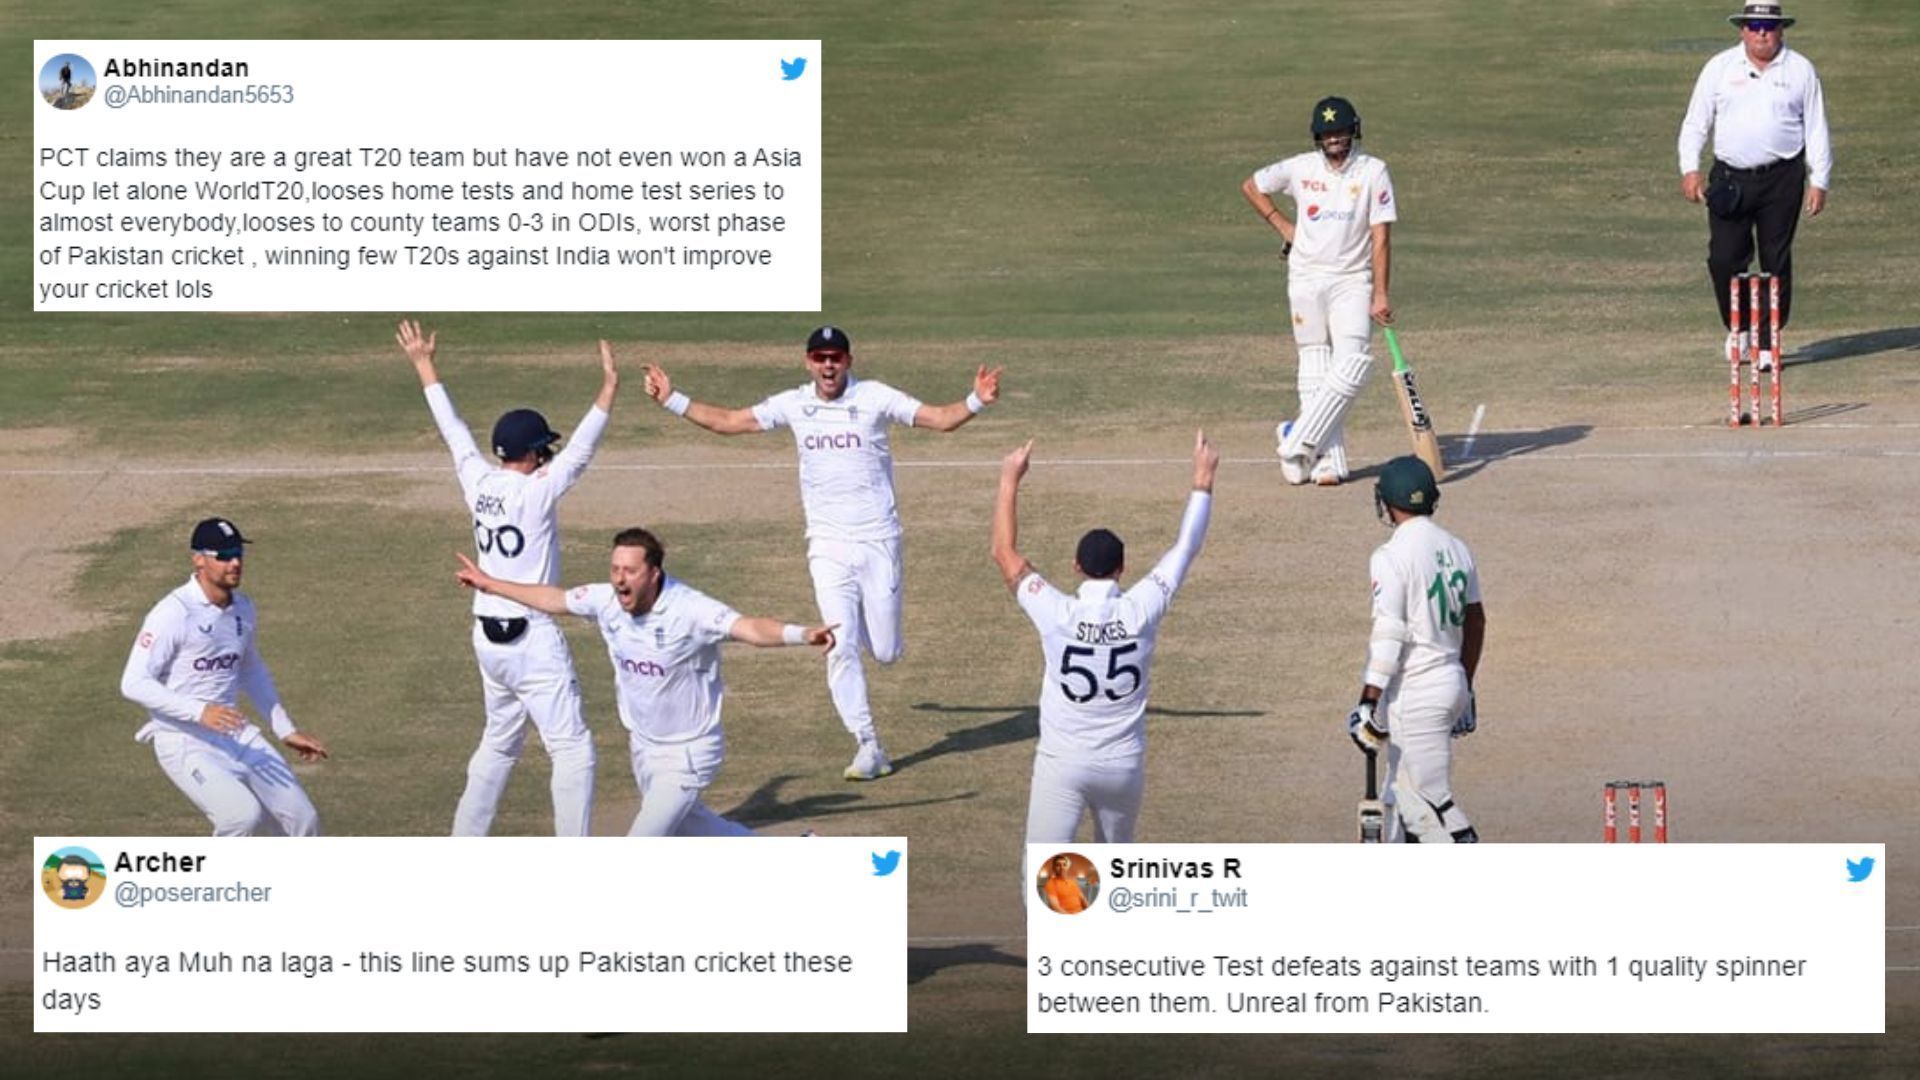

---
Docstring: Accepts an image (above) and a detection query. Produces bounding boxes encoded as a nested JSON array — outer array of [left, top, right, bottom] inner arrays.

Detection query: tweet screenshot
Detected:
[[35, 837, 905, 1032], [1026, 844, 1884, 1034], [33, 40, 819, 312]]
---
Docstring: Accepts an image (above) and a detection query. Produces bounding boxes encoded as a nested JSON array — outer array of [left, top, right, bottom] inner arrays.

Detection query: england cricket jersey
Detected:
[[566, 578, 740, 744], [425, 384, 608, 621], [752, 376, 923, 542], [1015, 492, 1212, 760], [1252, 149, 1396, 276], [1369, 515, 1481, 684], [121, 578, 293, 742]]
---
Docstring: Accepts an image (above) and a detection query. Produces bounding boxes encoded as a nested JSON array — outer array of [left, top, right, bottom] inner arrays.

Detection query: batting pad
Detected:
[[1296, 344, 1332, 413], [1283, 350, 1372, 457]]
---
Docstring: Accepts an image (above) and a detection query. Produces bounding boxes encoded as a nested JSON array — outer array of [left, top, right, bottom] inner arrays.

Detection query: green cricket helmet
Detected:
[[1311, 96, 1362, 143], [1375, 455, 1439, 518]]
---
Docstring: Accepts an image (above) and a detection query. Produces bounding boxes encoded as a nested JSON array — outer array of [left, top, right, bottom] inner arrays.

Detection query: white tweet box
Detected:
[[32, 40, 819, 312], [35, 837, 905, 1033], [1025, 843, 1884, 1034]]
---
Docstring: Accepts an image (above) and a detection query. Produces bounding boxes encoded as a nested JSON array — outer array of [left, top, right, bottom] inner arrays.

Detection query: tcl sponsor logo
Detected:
[[619, 657, 667, 677], [192, 652, 240, 672], [1299, 179, 1329, 193], [802, 432, 863, 451]]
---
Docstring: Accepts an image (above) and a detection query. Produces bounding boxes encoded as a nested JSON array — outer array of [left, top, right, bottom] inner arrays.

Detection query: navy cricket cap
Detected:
[[189, 517, 249, 552], [1075, 528, 1125, 579], [806, 325, 852, 354], [492, 409, 562, 460]]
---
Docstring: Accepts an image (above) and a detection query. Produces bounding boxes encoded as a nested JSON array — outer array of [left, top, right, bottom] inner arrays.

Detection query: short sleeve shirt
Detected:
[[565, 577, 740, 743], [1252, 149, 1397, 276], [752, 376, 923, 542], [1369, 516, 1481, 687]]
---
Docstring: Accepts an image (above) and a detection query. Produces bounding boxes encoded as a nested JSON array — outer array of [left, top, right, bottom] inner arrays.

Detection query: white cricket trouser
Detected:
[[1288, 271, 1374, 356], [807, 537, 905, 743], [1289, 272, 1374, 471], [454, 619, 596, 837], [150, 725, 320, 837], [1382, 667, 1472, 843], [1025, 749, 1146, 844], [626, 734, 753, 837]]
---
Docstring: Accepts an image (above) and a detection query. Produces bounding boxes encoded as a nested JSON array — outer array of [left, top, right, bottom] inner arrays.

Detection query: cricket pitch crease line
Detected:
[[6, 440, 1920, 478]]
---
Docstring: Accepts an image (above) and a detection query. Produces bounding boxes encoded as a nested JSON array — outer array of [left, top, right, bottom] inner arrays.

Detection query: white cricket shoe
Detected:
[[1724, 330, 1747, 365], [1275, 420, 1311, 485], [843, 739, 893, 782], [1755, 347, 1776, 373], [1311, 463, 1343, 487]]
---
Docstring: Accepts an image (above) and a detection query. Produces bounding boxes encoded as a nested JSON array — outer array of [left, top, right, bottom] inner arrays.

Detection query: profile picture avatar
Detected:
[[39, 54, 96, 110], [1036, 852, 1098, 915], [41, 847, 106, 909]]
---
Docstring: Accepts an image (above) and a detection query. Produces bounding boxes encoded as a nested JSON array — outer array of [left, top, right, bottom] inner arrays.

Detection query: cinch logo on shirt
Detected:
[[802, 432, 863, 451], [192, 652, 240, 672], [618, 657, 668, 677]]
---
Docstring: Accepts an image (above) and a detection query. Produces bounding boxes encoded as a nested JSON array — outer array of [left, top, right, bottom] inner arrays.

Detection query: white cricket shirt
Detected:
[[425, 384, 608, 621], [753, 376, 923, 543], [1015, 492, 1211, 760], [1368, 515, 1481, 686], [1252, 149, 1397, 276], [120, 577, 295, 743], [566, 577, 740, 744], [1678, 43, 1832, 188]]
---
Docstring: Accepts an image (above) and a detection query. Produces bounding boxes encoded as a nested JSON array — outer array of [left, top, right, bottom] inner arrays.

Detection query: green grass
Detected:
[[5, 1, 1919, 1076]]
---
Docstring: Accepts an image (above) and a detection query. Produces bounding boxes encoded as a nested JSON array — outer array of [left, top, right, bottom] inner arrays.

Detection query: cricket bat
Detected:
[[1358, 749, 1385, 843], [1382, 327, 1447, 481]]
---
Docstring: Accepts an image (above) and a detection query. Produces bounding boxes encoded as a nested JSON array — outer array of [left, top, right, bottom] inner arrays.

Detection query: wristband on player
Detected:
[[965, 391, 986, 415], [782, 624, 808, 646], [663, 391, 691, 416]]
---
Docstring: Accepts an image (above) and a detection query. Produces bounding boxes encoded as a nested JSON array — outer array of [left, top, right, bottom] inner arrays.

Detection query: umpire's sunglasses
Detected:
[[198, 547, 246, 562], [1742, 20, 1781, 33]]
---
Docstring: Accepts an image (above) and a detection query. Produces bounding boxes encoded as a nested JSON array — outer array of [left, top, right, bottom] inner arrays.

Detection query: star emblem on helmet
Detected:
[[1322, 106, 1338, 122]]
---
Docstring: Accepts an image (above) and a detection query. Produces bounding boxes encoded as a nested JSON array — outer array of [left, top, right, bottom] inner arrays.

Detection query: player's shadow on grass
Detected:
[[908, 942, 1026, 985], [894, 704, 1037, 772], [722, 774, 975, 828], [1786, 326, 1920, 368], [896, 702, 1265, 773], [1433, 424, 1593, 484]]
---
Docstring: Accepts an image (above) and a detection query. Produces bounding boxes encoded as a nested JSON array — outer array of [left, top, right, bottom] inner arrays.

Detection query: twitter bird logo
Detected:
[[1846, 857, 1875, 883], [871, 850, 901, 877], [781, 57, 807, 81]]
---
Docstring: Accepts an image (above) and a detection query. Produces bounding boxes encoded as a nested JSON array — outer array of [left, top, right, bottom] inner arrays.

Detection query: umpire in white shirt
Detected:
[[1678, 2, 1831, 359]]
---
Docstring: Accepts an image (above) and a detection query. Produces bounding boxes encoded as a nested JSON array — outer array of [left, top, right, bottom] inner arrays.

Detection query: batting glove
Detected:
[[1452, 693, 1477, 739], [1347, 700, 1387, 754]]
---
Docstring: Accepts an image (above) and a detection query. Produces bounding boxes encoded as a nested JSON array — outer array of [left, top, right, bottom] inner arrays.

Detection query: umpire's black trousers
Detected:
[[1707, 153, 1806, 346]]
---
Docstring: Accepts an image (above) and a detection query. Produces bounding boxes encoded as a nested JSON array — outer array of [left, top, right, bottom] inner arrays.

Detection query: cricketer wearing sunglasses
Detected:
[[120, 517, 330, 836]]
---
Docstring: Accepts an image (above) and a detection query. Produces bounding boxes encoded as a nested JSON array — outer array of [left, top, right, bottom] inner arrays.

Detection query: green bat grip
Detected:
[[1383, 326, 1410, 373]]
